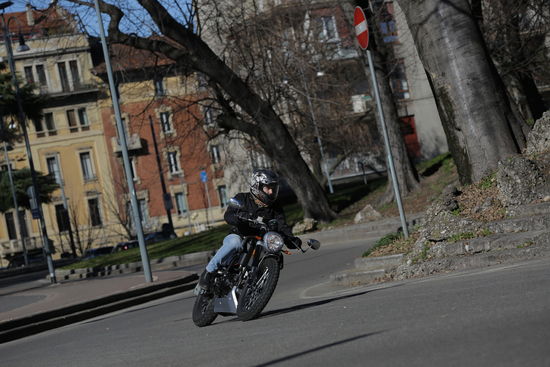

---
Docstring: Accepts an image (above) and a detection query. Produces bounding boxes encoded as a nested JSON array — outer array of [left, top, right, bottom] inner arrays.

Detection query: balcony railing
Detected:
[[42, 83, 99, 96]]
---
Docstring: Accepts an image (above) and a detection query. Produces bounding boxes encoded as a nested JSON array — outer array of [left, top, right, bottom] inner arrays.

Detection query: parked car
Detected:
[[112, 240, 139, 253], [144, 231, 176, 245], [83, 246, 114, 259]]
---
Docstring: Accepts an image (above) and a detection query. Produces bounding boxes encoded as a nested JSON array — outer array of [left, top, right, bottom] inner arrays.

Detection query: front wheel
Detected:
[[237, 257, 280, 321], [192, 292, 218, 327]]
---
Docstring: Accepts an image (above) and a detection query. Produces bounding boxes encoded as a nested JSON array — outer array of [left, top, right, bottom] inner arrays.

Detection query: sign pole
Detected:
[[354, 7, 409, 238]]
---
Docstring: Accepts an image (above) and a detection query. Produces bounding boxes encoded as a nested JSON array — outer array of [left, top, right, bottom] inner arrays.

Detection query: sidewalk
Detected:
[[0, 267, 198, 343]]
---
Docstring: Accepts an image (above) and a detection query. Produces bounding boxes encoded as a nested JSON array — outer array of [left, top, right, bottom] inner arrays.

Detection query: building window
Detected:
[[24, 64, 48, 92], [379, 2, 398, 43], [5, 212, 17, 240], [204, 106, 214, 126], [318, 16, 338, 41], [57, 60, 81, 92], [389, 60, 410, 100], [36, 64, 47, 89], [175, 192, 188, 215], [126, 157, 138, 182], [88, 198, 102, 227], [67, 108, 89, 133], [67, 109, 78, 133], [138, 199, 149, 224], [46, 156, 62, 184], [160, 111, 172, 133], [79, 152, 95, 181], [210, 145, 221, 164], [24, 66, 34, 84], [58, 62, 70, 92], [218, 185, 228, 208], [55, 204, 70, 232], [154, 77, 165, 96], [69, 60, 81, 88], [1, 162, 13, 171], [167, 151, 180, 174], [34, 112, 56, 137], [78, 108, 90, 130], [5, 211, 28, 240]]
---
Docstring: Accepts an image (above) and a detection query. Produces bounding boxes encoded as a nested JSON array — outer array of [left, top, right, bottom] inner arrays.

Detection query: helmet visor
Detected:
[[261, 183, 279, 200]]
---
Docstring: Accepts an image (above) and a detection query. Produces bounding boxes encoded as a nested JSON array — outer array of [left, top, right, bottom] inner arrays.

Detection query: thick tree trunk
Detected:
[[397, 0, 524, 184]]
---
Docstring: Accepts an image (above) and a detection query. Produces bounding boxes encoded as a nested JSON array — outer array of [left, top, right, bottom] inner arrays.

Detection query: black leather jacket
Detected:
[[224, 192, 294, 241]]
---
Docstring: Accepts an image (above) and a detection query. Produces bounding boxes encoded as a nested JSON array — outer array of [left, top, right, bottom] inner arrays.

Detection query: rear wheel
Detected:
[[192, 292, 218, 327], [237, 257, 280, 321]]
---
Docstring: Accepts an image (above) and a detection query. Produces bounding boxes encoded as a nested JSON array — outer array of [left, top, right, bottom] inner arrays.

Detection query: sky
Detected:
[[1, 0, 194, 37]]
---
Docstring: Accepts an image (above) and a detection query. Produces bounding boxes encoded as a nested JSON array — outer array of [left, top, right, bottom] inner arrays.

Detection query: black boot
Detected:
[[198, 270, 214, 290]]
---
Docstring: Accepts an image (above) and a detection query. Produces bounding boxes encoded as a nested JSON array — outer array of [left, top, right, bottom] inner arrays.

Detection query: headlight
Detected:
[[263, 232, 284, 253]]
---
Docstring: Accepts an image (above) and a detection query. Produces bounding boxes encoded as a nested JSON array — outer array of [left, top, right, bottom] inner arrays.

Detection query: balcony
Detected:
[[46, 83, 100, 97], [111, 133, 145, 154]]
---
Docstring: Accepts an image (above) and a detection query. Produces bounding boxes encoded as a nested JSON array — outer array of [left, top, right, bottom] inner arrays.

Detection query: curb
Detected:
[[53, 251, 213, 281], [330, 230, 550, 288], [0, 273, 198, 344]]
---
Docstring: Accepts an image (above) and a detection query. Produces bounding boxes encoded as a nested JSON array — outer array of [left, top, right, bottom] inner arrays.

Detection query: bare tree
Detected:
[[57, 0, 337, 221], [475, 0, 549, 122], [66, 200, 106, 256]]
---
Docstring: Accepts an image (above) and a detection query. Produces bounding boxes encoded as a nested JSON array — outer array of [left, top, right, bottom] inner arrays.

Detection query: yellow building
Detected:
[[0, 5, 120, 264]]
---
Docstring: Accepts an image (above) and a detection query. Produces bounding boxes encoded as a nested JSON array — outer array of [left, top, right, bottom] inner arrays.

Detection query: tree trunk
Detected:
[[397, 0, 524, 184]]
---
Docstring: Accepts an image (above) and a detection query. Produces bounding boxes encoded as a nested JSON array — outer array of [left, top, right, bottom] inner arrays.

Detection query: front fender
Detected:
[[260, 253, 283, 270]]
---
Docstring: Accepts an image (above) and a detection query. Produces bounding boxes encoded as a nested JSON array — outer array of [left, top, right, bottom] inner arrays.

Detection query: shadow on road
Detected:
[[256, 331, 385, 366], [261, 284, 402, 320]]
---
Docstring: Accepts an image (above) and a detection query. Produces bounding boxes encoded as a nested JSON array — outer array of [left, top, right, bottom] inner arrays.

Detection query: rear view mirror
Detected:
[[307, 239, 321, 250], [228, 197, 244, 209]]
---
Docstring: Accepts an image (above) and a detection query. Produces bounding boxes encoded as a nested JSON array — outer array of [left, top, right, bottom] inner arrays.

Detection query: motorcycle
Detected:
[[192, 197, 321, 327]]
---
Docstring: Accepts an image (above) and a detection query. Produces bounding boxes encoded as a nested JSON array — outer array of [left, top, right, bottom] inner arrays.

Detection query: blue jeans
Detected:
[[206, 234, 243, 273]]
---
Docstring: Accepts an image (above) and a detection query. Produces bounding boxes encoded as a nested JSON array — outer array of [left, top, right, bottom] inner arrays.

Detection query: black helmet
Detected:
[[250, 169, 280, 206]]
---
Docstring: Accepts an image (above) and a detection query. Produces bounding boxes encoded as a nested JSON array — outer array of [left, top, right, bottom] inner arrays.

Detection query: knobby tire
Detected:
[[237, 257, 280, 321], [192, 292, 218, 327]]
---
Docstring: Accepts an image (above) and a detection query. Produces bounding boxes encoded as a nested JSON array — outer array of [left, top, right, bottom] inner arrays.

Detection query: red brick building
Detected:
[[92, 44, 226, 236]]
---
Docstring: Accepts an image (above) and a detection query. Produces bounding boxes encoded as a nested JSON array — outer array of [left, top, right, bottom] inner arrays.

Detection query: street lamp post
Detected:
[[1, 1, 56, 281], [94, 0, 152, 282], [2, 139, 28, 266]]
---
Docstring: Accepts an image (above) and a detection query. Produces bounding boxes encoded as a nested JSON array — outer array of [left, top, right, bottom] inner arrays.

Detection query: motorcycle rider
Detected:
[[198, 169, 302, 290]]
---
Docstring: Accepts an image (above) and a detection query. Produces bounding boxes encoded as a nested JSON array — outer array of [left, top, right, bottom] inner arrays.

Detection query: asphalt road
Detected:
[[1, 235, 550, 367]]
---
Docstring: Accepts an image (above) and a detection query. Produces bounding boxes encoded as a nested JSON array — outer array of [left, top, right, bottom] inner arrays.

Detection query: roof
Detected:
[[2, 5, 79, 39], [92, 42, 176, 75]]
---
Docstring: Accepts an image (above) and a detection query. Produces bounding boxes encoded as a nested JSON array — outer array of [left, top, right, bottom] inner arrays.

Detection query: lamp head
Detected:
[[0, 2, 14, 11]]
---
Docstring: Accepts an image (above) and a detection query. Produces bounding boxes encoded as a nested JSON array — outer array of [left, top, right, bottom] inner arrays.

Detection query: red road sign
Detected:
[[354, 7, 369, 50]]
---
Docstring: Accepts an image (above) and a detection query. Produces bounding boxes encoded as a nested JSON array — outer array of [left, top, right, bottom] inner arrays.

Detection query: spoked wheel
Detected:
[[192, 292, 218, 327], [237, 257, 280, 321]]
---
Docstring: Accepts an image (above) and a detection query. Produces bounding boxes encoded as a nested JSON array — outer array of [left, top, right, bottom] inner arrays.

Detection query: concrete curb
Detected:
[[53, 251, 213, 281], [330, 230, 550, 288], [0, 273, 198, 344], [354, 254, 404, 271], [330, 269, 386, 287]]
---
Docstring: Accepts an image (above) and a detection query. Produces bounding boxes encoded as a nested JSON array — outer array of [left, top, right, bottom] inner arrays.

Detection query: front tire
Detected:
[[192, 293, 218, 327], [237, 257, 280, 321]]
